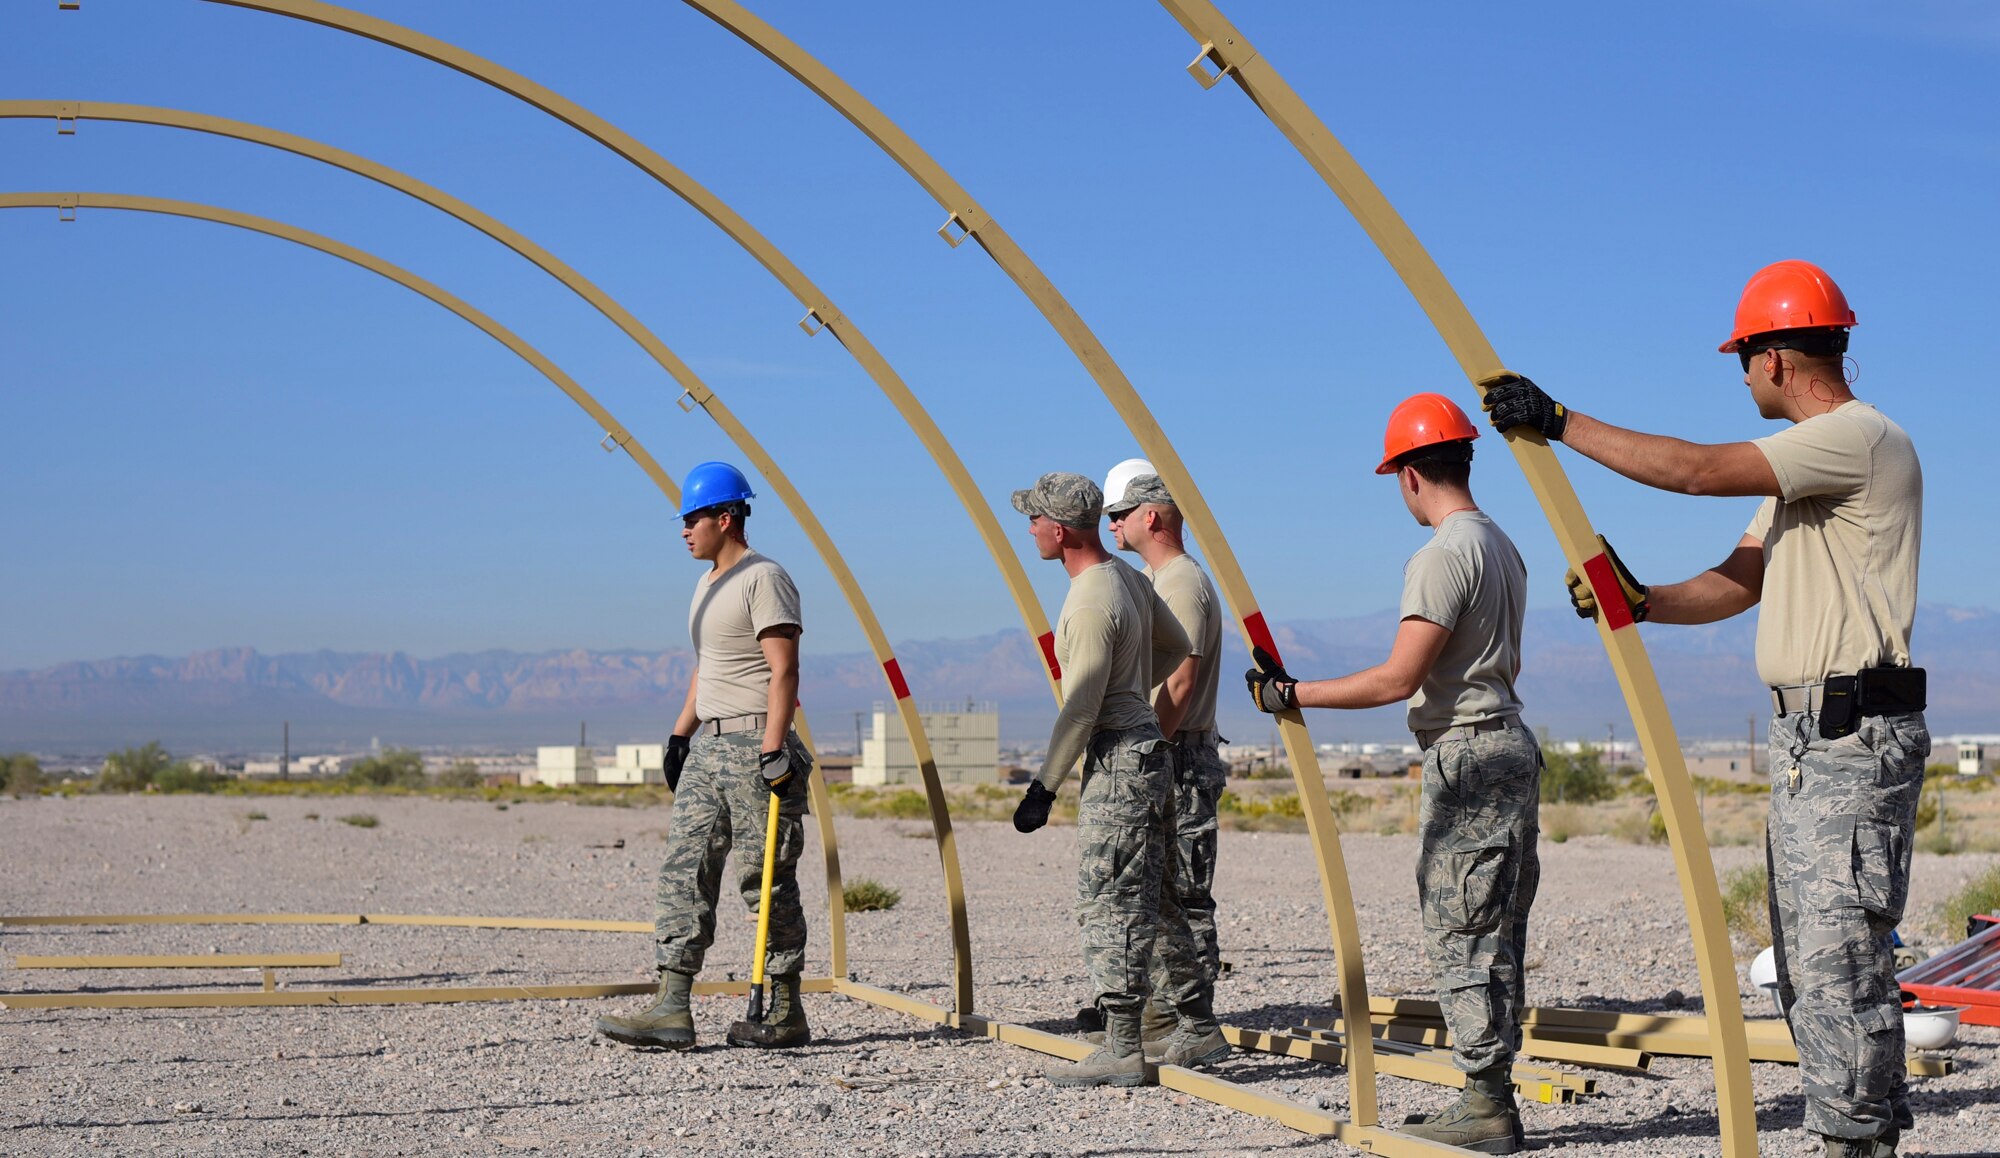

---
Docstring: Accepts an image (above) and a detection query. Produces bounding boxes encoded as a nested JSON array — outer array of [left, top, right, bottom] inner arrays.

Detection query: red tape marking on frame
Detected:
[[1243, 611, 1280, 663], [1582, 553, 1635, 631], [882, 659, 911, 700], [1037, 631, 1062, 680]]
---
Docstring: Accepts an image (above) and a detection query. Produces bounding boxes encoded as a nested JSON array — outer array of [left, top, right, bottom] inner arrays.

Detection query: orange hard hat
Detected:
[[1377, 392, 1479, 475], [1718, 260, 1857, 352]]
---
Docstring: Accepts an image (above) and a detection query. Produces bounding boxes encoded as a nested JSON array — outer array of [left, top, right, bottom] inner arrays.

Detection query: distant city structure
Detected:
[[240, 754, 357, 779], [855, 701, 999, 786], [531, 744, 663, 786], [1948, 735, 1999, 776], [535, 746, 594, 787], [600, 744, 666, 786]]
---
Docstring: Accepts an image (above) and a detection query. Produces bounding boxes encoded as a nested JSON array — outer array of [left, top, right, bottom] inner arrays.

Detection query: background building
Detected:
[[535, 745, 594, 786], [855, 701, 999, 786]]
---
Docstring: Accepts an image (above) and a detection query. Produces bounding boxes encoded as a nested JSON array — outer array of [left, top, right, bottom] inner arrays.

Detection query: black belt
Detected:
[[1772, 666, 1925, 739]]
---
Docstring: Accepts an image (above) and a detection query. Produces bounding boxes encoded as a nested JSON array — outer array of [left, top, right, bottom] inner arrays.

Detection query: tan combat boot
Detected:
[[1401, 1066, 1521, 1154], [595, 968, 696, 1050], [726, 972, 812, 1048], [1088, 995, 1180, 1049], [1146, 989, 1231, 1069], [1046, 1007, 1148, 1088]]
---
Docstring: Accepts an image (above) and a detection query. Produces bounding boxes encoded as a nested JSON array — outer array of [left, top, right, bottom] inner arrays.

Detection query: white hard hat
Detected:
[[1750, 945, 1779, 990], [1102, 458, 1156, 515]]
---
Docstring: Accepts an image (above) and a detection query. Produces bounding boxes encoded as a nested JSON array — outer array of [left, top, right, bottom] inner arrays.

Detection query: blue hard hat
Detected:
[[679, 461, 756, 518]]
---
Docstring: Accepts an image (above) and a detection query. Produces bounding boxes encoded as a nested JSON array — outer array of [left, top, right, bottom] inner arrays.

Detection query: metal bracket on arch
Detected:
[[935, 209, 990, 249], [598, 430, 630, 454], [798, 306, 845, 337], [1185, 38, 1258, 90], [57, 194, 78, 222], [55, 102, 78, 135]]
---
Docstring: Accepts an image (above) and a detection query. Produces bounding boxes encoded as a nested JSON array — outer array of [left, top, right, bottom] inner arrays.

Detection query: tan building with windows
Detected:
[[855, 702, 999, 786]]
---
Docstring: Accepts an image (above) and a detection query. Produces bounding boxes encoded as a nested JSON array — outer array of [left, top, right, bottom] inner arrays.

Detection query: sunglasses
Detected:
[[1105, 506, 1137, 523]]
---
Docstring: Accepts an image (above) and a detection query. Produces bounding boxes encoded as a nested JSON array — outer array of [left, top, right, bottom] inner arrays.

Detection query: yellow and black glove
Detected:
[[1481, 373, 1568, 441], [1565, 535, 1650, 622], [1244, 646, 1298, 714], [758, 748, 797, 796]]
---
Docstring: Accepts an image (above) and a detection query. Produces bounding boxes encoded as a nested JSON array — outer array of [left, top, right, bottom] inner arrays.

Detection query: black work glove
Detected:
[[1013, 781, 1056, 833], [663, 734, 691, 793], [1244, 646, 1298, 714], [759, 748, 796, 797], [1564, 534, 1649, 623], [1481, 373, 1568, 441]]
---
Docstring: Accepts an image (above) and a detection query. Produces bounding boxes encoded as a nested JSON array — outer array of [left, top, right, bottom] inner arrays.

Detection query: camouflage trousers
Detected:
[[1416, 722, 1542, 1074], [1076, 727, 1204, 1020], [653, 730, 812, 978], [1146, 735, 1226, 999], [1767, 709, 1929, 1141]]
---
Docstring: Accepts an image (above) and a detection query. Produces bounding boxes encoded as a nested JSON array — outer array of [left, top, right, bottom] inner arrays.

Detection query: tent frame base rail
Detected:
[[0, 976, 839, 1011]]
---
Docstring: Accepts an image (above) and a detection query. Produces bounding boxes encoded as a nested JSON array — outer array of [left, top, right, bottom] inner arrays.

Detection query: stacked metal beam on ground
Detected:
[[1898, 916, 2000, 1027]]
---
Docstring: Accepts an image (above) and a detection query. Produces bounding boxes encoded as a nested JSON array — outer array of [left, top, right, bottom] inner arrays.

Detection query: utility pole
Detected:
[[579, 720, 587, 748], [281, 720, 289, 781], [1749, 714, 1757, 776]]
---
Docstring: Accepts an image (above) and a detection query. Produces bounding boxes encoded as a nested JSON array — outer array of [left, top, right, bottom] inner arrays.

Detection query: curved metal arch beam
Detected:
[[1145, 3, 1755, 1153], [4, 100, 975, 1013], [189, 0, 1061, 708], [0, 188, 851, 981], [156, 0, 1373, 1107]]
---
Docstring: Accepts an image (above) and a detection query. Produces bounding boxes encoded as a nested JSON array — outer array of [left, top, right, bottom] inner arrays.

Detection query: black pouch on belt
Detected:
[[1859, 665, 1927, 714], [1817, 675, 1859, 740]]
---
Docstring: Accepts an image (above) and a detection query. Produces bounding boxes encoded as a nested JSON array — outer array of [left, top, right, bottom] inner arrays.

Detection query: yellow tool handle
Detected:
[[749, 791, 781, 989]]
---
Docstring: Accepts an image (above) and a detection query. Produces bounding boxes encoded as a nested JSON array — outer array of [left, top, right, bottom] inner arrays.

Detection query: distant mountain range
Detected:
[[4, 604, 1995, 755]]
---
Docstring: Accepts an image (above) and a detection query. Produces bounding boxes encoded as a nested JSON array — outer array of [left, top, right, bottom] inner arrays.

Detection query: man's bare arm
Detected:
[[672, 671, 700, 737], [1293, 617, 1452, 710], [1644, 536, 1765, 625], [758, 625, 802, 752], [1153, 654, 1201, 738], [1560, 413, 1780, 498]]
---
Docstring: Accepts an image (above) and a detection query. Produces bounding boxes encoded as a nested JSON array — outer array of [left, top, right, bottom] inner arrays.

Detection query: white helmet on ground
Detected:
[[1102, 458, 1157, 517]]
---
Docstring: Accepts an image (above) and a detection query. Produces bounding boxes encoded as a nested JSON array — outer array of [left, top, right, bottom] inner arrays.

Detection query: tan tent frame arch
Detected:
[[4, 101, 979, 1013], [1146, 3, 1755, 1153], [0, 188, 853, 980], [632, 3, 1753, 1151], [154, 1, 1387, 1123]]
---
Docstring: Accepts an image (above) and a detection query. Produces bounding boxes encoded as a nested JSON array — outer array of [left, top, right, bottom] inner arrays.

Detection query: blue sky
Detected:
[[2, 1, 1994, 670]]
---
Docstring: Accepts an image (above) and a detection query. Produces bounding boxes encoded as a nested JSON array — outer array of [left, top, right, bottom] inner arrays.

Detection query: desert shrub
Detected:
[[843, 877, 902, 912], [97, 741, 174, 792], [1720, 864, 1771, 945], [1541, 744, 1616, 804], [303, 811, 320, 820], [346, 748, 427, 789], [1939, 866, 2000, 939], [153, 762, 222, 793], [3, 752, 44, 797], [337, 813, 379, 829], [1610, 803, 1667, 845], [1918, 826, 1962, 856], [1542, 803, 1587, 844], [246, 810, 268, 821], [435, 760, 484, 789]]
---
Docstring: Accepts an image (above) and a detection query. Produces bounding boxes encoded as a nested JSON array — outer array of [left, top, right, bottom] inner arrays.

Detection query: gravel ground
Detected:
[[1, 794, 1996, 1157]]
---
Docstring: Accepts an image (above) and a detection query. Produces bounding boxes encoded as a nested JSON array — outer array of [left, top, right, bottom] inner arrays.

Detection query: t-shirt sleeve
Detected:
[[1400, 545, 1471, 632], [1744, 497, 1777, 544], [1160, 578, 1209, 658], [1752, 414, 1870, 502], [1037, 608, 1114, 791], [746, 566, 803, 636]]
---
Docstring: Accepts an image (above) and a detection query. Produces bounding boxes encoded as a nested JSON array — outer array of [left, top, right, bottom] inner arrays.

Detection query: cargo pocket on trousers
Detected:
[[1850, 818, 1910, 923], [1423, 841, 1512, 934], [1851, 1001, 1902, 1093]]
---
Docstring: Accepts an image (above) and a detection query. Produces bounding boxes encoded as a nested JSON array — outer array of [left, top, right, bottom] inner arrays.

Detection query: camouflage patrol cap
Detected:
[[1011, 472, 1103, 530], [1106, 473, 1175, 516]]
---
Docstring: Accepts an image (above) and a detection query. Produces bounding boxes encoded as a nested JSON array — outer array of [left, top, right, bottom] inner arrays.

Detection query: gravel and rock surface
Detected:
[[1, 794, 1995, 1156]]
